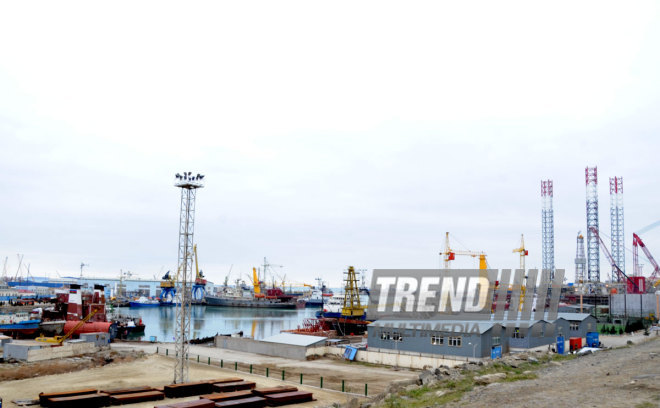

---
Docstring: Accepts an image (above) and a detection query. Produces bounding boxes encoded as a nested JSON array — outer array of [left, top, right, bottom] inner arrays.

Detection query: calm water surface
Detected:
[[115, 305, 319, 341]]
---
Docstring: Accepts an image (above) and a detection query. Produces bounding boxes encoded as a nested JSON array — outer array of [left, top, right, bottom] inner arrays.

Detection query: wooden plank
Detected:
[[199, 390, 253, 402], [264, 391, 314, 406], [164, 381, 213, 398], [214, 396, 267, 407], [212, 381, 256, 393], [39, 388, 97, 406], [47, 392, 109, 408], [108, 390, 164, 405], [100, 385, 154, 395], [251, 386, 298, 396], [154, 398, 216, 408], [205, 377, 243, 384]]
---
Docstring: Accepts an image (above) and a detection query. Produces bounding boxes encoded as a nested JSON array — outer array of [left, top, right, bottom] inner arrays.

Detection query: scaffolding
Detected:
[[541, 180, 555, 280], [173, 172, 204, 384], [609, 176, 625, 281], [585, 167, 600, 283]]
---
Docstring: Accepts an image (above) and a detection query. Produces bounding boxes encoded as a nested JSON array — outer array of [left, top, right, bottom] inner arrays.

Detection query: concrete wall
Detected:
[[28, 342, 97, 362], [80, 332, 110, 347], [321, 346, 469, 368], [214, 336, 316, 360], [4, 342, 97, 362], [611, 294, 659, 317], [3, 343, 41, 361]]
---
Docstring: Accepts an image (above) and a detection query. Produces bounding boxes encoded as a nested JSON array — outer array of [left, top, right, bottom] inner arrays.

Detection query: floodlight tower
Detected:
[[585, 166, 600, 283], [173, 171, 204, 384], [541, 180, 555, 280], [609, 176, 625, 281]]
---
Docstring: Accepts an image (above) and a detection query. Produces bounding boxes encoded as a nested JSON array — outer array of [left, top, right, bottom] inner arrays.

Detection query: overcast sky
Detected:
[[1, 1, 659, 287]]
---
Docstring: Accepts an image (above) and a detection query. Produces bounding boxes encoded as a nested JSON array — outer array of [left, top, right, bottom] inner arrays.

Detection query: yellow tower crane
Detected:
[[440, 232, 488, 269], [512, 234, 529, 311], [512, 234, 528, 270]]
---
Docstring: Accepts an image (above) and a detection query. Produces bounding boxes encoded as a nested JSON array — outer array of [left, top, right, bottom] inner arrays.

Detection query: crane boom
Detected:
[[441, 232, 488, 269], [36, 308, 99, 344], [633, 233, 660, 280], [589, 227, 639, 292]]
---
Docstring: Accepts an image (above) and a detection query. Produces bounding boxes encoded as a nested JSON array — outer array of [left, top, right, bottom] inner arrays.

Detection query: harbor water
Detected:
[[115, 305, 319, 341]]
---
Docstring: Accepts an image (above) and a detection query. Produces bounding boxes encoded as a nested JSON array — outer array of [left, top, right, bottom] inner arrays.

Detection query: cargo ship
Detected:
[[205, 291, 297, 309], [205, 267, 298, 309]]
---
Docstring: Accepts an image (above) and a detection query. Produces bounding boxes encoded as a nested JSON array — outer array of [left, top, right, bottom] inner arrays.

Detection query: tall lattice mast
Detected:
[[585, 166, 600, 283], [173, 171, 204, 384], [575, 232, 586, 284], [541, 180, 555, 280], [609, 176, 625, 281]]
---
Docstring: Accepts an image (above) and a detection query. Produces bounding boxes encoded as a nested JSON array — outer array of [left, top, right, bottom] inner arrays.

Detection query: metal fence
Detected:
[[154, 346, 370, 397]]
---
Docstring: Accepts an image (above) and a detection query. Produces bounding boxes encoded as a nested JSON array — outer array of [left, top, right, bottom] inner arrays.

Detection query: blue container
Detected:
[[149, 336, 157, 343], [491, 346, 502, 359], [586, 332, 599, 348], [556, 336, 565, 355]]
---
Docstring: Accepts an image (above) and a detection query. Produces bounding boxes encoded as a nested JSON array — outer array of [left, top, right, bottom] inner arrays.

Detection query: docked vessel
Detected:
[[305, 278, 334, 307], [0, 311, 40, 337], [317, 266, 371, 335], [205, 294, 297, 309], [113, 314, 146, 339], [129, 296, 160, 308], [205, 265, 298, 309]]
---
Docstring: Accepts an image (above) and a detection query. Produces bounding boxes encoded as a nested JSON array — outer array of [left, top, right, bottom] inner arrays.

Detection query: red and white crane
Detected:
[[633, 232, 660, 288], [589, 227, 643, 293]]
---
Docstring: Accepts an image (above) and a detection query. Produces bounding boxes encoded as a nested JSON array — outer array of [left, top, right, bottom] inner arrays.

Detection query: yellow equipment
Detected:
[[511, 234, 530, 311], [160, 265, 178, 289], [441, 232, 488, 269], [252, 267, 261, 294], [193, 244, 203, 280], [342, 266, 366, 317], [512, 234, 528, 270], [36, 309, 99, 345]]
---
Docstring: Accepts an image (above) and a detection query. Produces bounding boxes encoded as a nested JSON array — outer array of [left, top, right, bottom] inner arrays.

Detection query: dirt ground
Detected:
[[0, 346, 417, 408], [447, 336, 660, 408], [112, 342, 418, 395], [0, 354, 362, 407]]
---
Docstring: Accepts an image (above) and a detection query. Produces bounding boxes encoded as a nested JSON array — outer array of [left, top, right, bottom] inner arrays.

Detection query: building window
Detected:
[[392, 332, 403, 342], [492, 336, 500, 346], [431, 335, 444, 345], [513, 328, 524, 339], [448, 336, 462, 347], [381, 331, 390, 340], [569, 322, 579, 331]]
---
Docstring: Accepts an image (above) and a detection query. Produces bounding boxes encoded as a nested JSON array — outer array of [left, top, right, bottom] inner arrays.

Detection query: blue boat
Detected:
[[0, 312, 41, 336], [129, 296, 160, 308]]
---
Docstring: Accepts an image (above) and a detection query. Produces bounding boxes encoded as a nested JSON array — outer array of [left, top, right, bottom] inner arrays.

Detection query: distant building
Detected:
[[368, 320, 506, 359], [367, 313, 600, 358], [554, 313, 598, 339], [14, 276, 214, 299]]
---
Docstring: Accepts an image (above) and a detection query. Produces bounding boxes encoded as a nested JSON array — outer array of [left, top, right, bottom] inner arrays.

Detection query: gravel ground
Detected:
[[447, 336, 660, 408]]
